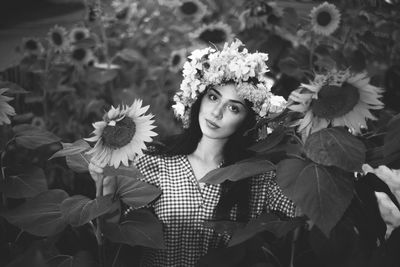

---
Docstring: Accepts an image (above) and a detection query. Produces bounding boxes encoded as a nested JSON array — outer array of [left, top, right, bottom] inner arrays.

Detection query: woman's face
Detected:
[[199, 84, 248, 140]]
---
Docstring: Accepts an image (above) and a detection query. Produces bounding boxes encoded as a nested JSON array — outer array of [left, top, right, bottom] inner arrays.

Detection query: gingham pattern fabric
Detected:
[[132, 154, 295, 267]]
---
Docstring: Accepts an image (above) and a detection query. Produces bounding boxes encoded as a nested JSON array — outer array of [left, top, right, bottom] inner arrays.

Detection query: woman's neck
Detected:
[[192, 135, 226, 164]]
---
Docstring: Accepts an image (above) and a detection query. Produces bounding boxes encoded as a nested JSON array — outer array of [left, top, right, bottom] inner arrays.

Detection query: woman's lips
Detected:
[[205, 119, 220, 129]]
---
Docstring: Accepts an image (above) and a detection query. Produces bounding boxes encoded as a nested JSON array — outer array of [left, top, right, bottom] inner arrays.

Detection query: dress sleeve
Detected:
[[121, 154, 161, 216], [250, 171, 296, 218], [134, 154, 161, 187]]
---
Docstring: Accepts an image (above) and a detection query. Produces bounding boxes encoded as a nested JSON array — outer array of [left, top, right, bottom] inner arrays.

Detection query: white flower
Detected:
[[363, 164, 400, 204], [85, 100, 157, 168], [374, 192, 400, 239], [172, 102, 185, 117]]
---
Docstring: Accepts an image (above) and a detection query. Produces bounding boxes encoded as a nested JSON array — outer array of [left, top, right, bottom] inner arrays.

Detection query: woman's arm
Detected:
[[251, 171, 296, 218]]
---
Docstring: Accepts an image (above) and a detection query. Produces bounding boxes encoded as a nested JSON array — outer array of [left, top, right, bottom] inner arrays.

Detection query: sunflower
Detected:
[[0, 88, 16, 125], [175, 0, 208, 22], [189, 22, 233, 46], [85, 100, 157, 168], [70, 46, 96, 66], [169, 48, 187, 72], [21, 37, 43, 57], [48, 25, 69, 53], [241, 0, 282, 29], [288, 70, 384, 139], [69, 26, 90, 43], [309, 2, 341, 36]]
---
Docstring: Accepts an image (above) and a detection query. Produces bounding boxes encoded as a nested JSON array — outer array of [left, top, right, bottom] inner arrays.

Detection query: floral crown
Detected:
[[172, 39, 287, 128]]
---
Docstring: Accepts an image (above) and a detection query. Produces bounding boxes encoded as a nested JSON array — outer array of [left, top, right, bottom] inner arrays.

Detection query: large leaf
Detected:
[[60, 194, 118, 227], [103, 164, 144, 177], [277, 160, 354, 236], [13, 124, 61, 149], [249, 126, 286, 153], [229, 212, 303, 247], [0, 166, 47, 198], [66, 152, 91, 173], [384, 113, 400, 157], [0, 81, 29, 94], [199, 158, 275, 184], [102, 208, 166, 249], [0, 189, 68, 236], [304, 127, 366, 172], [116, 175, 162, 208], [47, 251, 97, 267], [49, 139, 91, 160]]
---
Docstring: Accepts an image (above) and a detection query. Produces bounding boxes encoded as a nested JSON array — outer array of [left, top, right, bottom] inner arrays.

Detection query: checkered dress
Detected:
[[131, 154, 295, 267]]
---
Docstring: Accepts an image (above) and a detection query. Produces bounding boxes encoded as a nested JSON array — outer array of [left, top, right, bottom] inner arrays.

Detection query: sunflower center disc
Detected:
[[316, 11, 332, 26], [75, 32, 85, 41], [72, 48, 87, 61], [311, 83, 360, 120], [181, 2, 198, 15], [102, 117, 137, 149], [26, 40, 38, 50], [52, 32, 63, 46], [199, 29, 227, 44]]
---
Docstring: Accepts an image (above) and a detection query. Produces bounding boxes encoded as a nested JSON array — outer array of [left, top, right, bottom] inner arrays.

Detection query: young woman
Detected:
[[89, 40, 295, 266]]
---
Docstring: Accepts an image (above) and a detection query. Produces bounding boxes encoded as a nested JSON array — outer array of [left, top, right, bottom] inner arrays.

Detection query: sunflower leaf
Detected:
[[49, 139, 91, 160], [249, 126, 286, 153], [66, 152, 91, 173], [228, 212, 303, 247], [199, 158, 275, 184], [384, 113, 400, 157], [60, 194, 119, 227], [304, 127, 366, 172], [0, 189, 69, 237], [102, 208, 166, 249], [116, 175, 161, 208], [277, 160, 354, 236], [0, 166, 47, 198], [13, 124, 61, 150], [0, 81, 28, 94]]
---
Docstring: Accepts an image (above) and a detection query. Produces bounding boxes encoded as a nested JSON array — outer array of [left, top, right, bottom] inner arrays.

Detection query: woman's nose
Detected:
[[211, 103, 223, 119]]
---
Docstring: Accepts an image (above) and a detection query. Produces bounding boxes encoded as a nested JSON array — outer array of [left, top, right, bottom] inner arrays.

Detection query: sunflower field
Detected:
[[1, 0, 400, 266]]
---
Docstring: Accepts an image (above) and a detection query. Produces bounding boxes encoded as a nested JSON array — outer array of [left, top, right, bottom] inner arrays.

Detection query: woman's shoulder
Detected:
[[136, 153, 183, 167]]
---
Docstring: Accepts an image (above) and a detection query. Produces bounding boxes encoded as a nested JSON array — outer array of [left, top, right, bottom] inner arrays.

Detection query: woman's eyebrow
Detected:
[[210, 88, 245, 106]]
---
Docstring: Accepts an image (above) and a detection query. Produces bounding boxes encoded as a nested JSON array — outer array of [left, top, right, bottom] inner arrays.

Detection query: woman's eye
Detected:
[[228, 105, 240, 113], [208, 93, 217, 101]]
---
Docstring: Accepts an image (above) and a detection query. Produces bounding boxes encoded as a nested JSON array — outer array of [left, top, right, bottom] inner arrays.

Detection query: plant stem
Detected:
[[95, 175, 105, 267], [43, 50, 52, 125], [96, 0, 110, 67], [289, 226, 301, 267]]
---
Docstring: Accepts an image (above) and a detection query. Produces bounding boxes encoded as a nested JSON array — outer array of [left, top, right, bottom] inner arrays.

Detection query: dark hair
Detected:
[[150, 86, 258, 222]]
